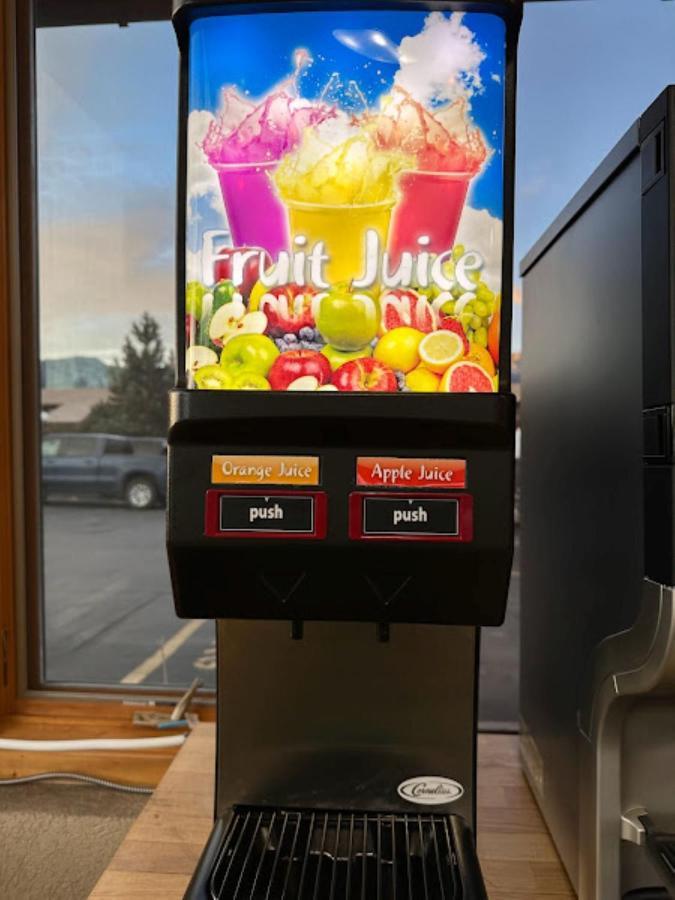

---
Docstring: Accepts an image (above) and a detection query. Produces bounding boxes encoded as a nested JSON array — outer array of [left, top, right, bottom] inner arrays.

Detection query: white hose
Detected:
[[0, 735, 186, 752]]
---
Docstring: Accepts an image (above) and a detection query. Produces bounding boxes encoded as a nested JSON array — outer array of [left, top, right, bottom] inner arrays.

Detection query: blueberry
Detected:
[[285, 333, 298, 343], [299, 327, 314, 341]]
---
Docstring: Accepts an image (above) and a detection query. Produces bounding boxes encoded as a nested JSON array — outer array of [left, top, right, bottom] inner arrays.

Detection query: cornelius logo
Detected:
[[397, 776, 464, 806]]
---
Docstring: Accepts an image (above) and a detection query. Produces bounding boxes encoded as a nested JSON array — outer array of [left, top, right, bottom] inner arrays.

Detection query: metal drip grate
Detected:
[[210, 808, 469, 900]]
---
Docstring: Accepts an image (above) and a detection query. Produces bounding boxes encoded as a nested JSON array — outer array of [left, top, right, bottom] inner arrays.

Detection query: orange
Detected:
[[465, 342, 496, 376], [488, 309, 500, 366], [439, 361, 495, 393]]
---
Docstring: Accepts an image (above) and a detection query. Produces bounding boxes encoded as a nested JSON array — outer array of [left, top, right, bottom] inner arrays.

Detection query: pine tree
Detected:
[[82, 312, 174, 436]]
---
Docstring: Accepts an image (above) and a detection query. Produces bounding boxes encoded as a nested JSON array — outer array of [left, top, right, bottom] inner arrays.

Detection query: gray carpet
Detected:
[[0, 781, 148, 900]]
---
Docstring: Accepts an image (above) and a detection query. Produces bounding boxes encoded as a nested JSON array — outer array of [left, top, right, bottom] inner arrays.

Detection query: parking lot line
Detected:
[[120, 619, 207, 684]]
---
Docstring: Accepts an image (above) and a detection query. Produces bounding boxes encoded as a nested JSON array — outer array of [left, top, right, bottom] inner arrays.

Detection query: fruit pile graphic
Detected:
[[186, 245, 499, 394]]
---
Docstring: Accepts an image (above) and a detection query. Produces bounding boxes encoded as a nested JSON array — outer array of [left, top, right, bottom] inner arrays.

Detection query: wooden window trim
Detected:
[[0, 0, 17, 718]]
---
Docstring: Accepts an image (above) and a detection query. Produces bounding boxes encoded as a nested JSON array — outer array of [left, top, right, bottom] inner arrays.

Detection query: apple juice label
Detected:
[[356, 457, 466, 489], [185, 10, 506, 394]]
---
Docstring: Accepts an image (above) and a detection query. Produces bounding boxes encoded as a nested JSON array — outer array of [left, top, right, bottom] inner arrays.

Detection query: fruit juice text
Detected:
[[185, 10, 506, 394]]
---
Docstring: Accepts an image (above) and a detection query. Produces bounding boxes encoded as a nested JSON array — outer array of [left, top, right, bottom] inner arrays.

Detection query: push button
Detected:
[[205, 490, 327, 539], [364, 497, 458, 536], [220, 495, 314, 533], [350, 492, 473, 543]]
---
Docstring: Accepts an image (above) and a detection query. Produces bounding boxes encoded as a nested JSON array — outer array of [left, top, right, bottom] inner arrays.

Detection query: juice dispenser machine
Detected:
[[520, 87, 675, 900], [168, 2, 522, 897]]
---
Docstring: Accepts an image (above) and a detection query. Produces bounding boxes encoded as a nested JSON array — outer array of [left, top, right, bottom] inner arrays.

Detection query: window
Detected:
[[58, 436, 98, 457], [25, 4, 215, 693], [22, 0, 675, 724], [130, 437, 166, 456], [41, 437, 61, 457], [103, 438, 133, 455]]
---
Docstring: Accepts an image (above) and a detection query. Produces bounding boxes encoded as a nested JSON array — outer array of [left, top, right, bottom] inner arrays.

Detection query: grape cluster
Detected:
[[274, 327, 325, 354], [395, 370, 410, 392], [422, 246, 499, 350], [440, 279, 497, 349]]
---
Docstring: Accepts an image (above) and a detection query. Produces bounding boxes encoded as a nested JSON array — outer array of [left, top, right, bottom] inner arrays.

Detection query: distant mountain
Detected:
[[41, 356, 111, 389]]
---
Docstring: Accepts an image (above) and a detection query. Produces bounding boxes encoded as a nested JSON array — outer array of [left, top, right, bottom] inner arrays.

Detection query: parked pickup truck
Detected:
[[41, 433, 167, 510]]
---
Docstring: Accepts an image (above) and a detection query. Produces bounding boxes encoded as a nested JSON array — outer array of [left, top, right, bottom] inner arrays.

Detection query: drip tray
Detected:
[[209, 807, 487, 900]]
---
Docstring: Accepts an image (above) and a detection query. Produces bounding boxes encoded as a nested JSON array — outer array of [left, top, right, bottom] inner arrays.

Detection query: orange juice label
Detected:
[[356, 457, 466, 489], [211, 455, 320, 486]]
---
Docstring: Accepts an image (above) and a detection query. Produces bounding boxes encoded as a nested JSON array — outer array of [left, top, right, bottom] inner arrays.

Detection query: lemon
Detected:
[[405, 367, 440, 392], [373, 327, 424, 374], [418, 330, 465, 374]]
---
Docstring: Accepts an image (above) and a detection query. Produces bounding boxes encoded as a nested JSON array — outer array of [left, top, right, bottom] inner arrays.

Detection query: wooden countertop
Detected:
[[89, 724, 574, 900]]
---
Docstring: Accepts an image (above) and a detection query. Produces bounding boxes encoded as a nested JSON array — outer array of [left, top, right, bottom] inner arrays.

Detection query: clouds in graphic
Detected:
[[187, 110, 225, 221], [456, 205, 503, 291], [395, 13, 485, 106], [186, 247, 204, 283]]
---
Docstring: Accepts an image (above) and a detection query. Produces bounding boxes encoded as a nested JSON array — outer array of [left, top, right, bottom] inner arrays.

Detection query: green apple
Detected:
[[220, 334, 279, 376], [321, 344, 373, 372], [316, 284, 379, 351], [186, 281, 207, 319]]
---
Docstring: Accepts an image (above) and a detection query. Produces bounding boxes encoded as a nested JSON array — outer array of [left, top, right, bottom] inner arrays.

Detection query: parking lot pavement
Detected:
[[42, 502, 520, 726], [43, 503, 216, 689]]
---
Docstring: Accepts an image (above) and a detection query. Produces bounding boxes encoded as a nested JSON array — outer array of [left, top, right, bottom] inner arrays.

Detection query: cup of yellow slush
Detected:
[[275, 128, 407, 286], [285, 198, 393, 285]]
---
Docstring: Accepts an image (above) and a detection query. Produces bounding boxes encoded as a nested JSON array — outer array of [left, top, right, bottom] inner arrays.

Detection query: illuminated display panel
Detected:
[[185, 9, 506, 394]]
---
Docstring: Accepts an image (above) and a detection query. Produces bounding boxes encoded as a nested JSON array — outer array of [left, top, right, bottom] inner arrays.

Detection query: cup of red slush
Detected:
[[388, 170, 473, 265]]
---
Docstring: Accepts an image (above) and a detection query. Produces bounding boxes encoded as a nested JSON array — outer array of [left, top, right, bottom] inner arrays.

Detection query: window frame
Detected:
[[0, 0, 17, 717], [7, 0, 212, 704]]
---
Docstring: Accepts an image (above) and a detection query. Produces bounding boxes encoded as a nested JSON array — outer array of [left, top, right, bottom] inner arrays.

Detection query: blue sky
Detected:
[[36, 0, 675, 359]]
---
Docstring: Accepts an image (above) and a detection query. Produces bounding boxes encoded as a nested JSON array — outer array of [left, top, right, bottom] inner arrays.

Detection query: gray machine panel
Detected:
[[215, 621, 479, 828], [520, 134, 645, 886]]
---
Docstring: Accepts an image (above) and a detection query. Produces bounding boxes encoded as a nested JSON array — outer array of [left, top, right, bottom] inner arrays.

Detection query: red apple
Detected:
[[332, 357, 397, 392], [185, 313, 198, 345], [213, 247, 271, 299], [438, 315, 470, 354], [268, 349, 332, 391], [259, 284, 317, 336]]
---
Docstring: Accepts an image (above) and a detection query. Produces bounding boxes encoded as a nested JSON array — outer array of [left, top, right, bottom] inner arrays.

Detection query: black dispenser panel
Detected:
[[168, 391, 515, 625]]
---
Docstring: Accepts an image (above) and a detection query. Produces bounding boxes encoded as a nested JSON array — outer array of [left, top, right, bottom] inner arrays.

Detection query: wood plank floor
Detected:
[[89, 724, 575, 899]]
